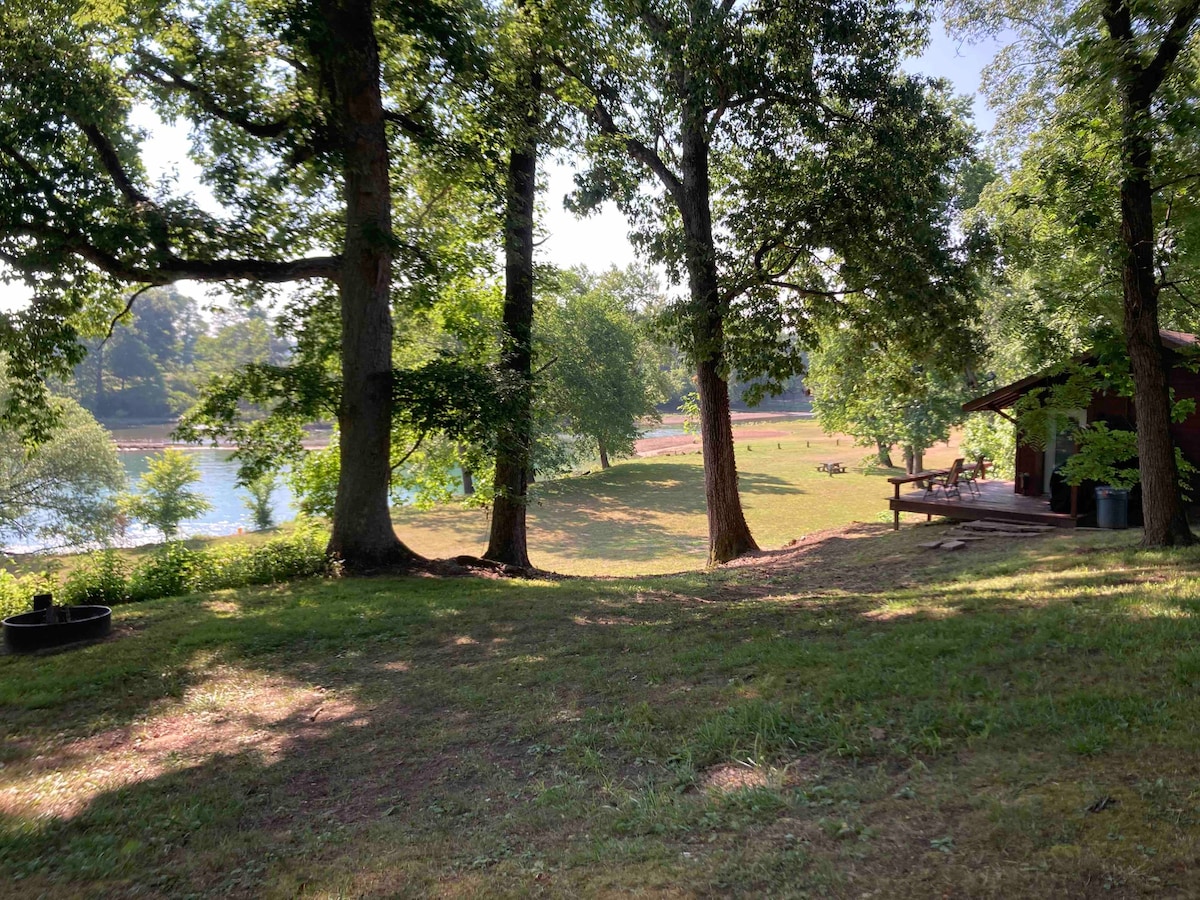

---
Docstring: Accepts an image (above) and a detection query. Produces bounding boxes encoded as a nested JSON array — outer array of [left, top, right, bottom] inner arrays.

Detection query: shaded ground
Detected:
[[392, 420, 961, 575], [3, 524, 1200, 897]]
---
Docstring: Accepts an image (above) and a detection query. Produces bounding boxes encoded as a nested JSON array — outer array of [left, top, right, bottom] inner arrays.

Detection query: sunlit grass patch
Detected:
[[3, 526, 1200, 895]]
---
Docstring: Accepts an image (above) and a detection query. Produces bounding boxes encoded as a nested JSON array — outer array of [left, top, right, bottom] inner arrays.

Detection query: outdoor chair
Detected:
[[924, 458, 965, 500], [958, 458, 984, 498]]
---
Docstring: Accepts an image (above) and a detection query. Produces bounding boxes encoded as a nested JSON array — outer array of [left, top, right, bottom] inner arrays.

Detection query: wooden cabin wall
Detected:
[[1169, 367, 1200, 469], [1015, 442, 1044, 495]]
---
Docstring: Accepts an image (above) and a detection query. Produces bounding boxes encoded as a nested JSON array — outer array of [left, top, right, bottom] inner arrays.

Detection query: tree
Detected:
[[807, 327, 968, 473], [556, 0, 979, 563], [123, 449, 211, 539], [242, 472, 276, 531], [539, 267, 664, 468], [950, 0, 1200, 546], [0, 368, 125, 549], [0, 0, 474, 567]]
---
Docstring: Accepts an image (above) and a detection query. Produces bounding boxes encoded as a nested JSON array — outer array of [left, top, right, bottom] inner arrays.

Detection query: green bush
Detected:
[[61, 550, 130, 605], [22, 521, 333, 608], [0, 569, 54, 619], [128, 541, 197, 602]]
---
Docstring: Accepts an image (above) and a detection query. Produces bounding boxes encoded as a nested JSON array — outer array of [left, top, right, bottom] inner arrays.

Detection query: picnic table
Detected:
[[816, 461, 847, 476]]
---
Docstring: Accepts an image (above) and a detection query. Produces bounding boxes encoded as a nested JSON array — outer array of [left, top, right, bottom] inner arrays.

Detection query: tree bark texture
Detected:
[[598, 439, 611, 470], [877, 443, 894, 468], [680, 117, 757, 565], [1119, 97, 1194, 546], [320, 0, 417, 567], [486, 41, 540, 568]]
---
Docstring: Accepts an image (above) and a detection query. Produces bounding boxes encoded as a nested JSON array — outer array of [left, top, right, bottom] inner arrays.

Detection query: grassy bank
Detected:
[[395, 419, 960, 575], [2, 525, 1198, 897]]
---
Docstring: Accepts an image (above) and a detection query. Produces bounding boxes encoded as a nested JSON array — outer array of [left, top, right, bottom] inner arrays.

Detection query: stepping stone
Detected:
[[918, 541, 945, 550], [939, 540, 967, 551], [959, 521, 1051, 534]]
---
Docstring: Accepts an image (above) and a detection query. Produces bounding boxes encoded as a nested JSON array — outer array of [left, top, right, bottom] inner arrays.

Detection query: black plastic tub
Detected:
[[2, 606, 112, 653]]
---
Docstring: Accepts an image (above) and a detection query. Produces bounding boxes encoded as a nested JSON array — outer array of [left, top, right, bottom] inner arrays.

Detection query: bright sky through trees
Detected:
[[0, 24, 999, 313]]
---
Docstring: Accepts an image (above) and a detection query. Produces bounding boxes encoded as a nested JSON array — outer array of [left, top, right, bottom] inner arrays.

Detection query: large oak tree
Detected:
[[952, 0, 1200, 546], [0, 0, 472, 567], [557, 0, 980, 563]]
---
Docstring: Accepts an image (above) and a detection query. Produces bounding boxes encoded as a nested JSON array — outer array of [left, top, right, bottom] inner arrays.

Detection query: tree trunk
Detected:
[[1119, 95, 1194, 547], [914, 450, 924, 473], [680, 116, 757, 565], [486, 26, 539, 569], [320, 0, 418, 568], [94, 340, 105, 413], [904, 447, 915, 475], [877, 442, 894, 468], [461, 465, 474, 496], [598, 438, 610, 469]]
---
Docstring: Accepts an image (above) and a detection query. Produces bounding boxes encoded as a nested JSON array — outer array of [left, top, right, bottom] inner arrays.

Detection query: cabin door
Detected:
[[1044, 409, 1087, 494]]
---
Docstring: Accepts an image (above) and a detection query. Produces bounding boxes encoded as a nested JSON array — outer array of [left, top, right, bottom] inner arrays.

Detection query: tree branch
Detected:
[[132, 54, 292, 140], [73, 119, 150, 206], [550, 55, 685, 204], [13, 222, 341, 285], [102, 284, 157, 344], [1143, 0, 1200, 94]]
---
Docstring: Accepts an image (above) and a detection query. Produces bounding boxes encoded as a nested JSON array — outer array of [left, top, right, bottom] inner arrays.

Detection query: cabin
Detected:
[[887, 330, 1200, 529], [960, 329, 1200, 522]]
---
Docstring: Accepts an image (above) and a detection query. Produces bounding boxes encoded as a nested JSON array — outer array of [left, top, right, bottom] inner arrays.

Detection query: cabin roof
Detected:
[[963, 330, 1199, 414]]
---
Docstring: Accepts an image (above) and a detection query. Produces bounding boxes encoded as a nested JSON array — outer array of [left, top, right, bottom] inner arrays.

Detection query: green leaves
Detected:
[[122, 448, 212, 539]]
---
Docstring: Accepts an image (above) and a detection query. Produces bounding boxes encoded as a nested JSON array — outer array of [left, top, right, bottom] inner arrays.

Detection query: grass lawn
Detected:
[[3, 524, 1200, 897], [394, 419, 961, 575]]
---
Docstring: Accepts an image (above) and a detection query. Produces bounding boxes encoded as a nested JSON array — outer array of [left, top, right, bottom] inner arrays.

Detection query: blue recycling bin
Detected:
[[1095, 486, 1129, 529]]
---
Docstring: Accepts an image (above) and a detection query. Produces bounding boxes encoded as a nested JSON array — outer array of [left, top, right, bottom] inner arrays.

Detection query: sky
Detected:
[[0, 23, 1003, 312], [539, 26, 1003, 272]]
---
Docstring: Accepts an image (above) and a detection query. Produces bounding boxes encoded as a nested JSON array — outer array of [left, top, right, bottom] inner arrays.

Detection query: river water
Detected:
[[3, 423, 694, 554]]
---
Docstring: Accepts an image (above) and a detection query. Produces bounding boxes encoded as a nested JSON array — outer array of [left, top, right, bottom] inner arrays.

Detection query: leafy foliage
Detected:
[[0, 367, 125, 550], [537, 267, 666, 467], [807, 327, 969, 463], [49, 521, 332, 606], [122, 449, 211, 539], [243, 473, 277, 531]]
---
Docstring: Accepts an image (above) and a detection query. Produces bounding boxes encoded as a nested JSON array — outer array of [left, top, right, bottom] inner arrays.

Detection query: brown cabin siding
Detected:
[[1169, 367, 1200, 469]]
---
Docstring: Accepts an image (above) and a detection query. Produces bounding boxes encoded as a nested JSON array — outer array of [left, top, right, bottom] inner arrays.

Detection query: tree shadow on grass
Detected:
[[526, 463, 803, 562], [4, 551, 1200, 896]]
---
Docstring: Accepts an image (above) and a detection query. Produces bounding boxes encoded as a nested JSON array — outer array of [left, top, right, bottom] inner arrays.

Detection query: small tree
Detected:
[[124, 449, 211, 540], [538, 268, 665, 470], [808, 327, 968, 472], [0, 371, 126, 549], [242, 473, 276, 531]]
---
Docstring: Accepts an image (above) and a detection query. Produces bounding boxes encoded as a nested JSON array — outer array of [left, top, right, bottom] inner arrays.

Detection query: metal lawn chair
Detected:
[[924, 458, 965, 500]]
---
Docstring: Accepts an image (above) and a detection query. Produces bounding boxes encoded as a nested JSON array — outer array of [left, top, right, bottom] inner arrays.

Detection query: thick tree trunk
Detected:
[[321, 0, 417, 568], [461, 465, 474, 496], [904, 446, 915, 475], [877, 442, 894, 468], [1119, 99, 1194, 547], [486, 40, 539, 568], [680, 117, 757, 565], [598, 439, 610, 470]]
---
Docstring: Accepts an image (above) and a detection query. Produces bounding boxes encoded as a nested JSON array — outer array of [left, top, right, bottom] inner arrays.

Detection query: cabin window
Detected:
[[1045, 410, 1087, 494]]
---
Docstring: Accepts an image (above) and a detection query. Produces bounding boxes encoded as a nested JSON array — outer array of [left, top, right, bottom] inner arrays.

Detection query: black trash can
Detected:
[[1095, 486, 1129, 529]]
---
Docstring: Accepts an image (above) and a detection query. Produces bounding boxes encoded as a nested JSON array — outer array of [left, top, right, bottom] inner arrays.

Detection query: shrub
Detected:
[[44, 521, 333, 606], [0, 569, 54, 619], [61, 550, 130, 605], [128, 541, 197, 602], [242, 473, 276, 530], [123, 449, 212, 539]]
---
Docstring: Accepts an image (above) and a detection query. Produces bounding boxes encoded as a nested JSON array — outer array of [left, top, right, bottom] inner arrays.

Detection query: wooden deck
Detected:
[[889, 479, 1077, 529]]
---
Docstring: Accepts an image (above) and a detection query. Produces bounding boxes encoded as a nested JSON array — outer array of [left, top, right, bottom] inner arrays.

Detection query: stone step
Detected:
[[959, 520, 1053, 534]]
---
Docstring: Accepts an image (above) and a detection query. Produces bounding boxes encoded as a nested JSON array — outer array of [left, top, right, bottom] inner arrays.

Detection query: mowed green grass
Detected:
[[394, 419, 960, 574], [3, 526, 1200, 897]]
